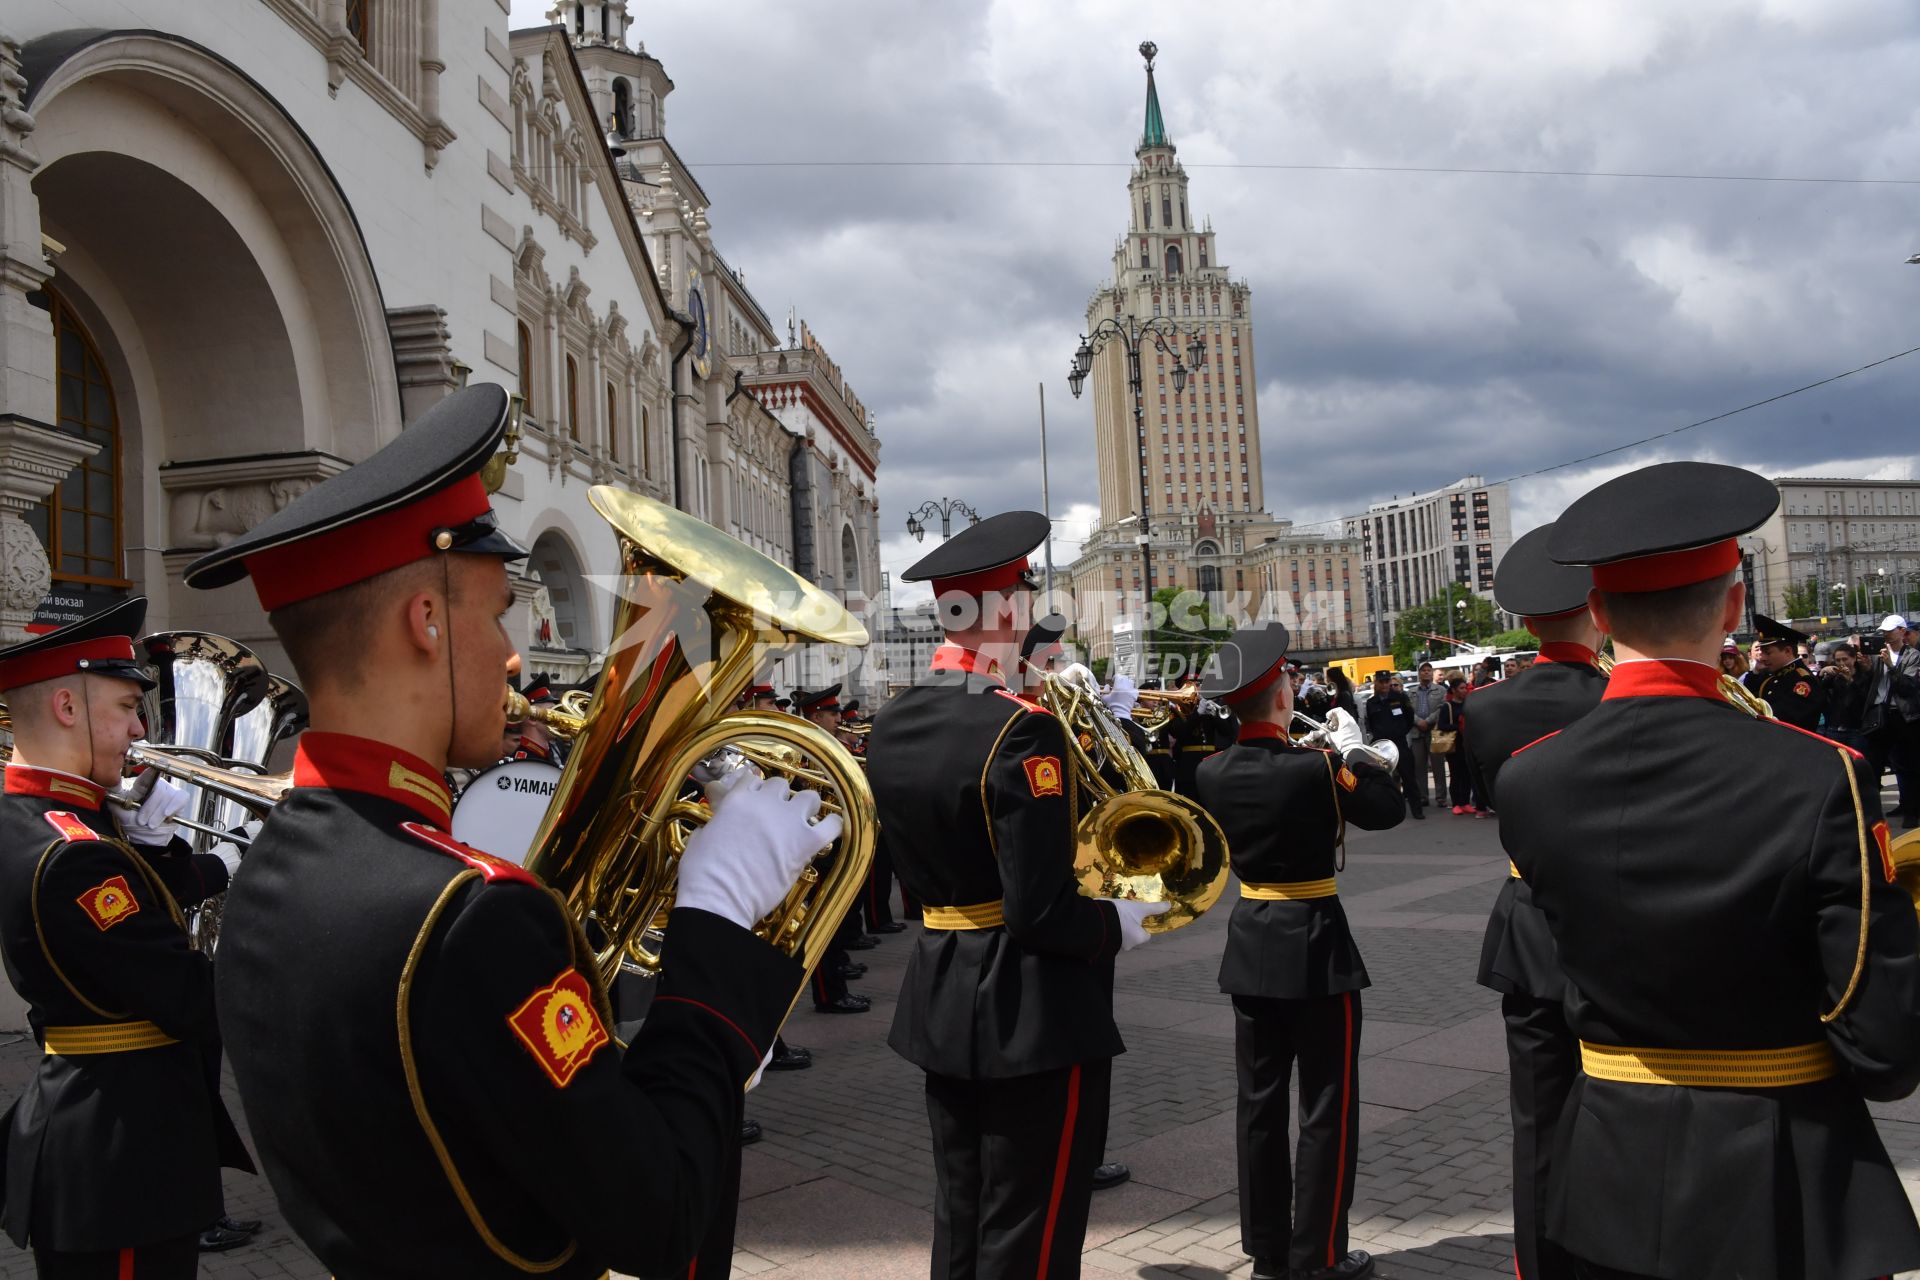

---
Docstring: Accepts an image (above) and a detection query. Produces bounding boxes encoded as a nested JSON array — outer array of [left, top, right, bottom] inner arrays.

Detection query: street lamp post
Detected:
[[1068, 314, 1208, 678], [906, 497, 982, 544]]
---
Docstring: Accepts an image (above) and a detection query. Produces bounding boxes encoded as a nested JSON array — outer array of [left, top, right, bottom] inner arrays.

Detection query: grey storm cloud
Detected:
[[512, 1, 1920, 573]]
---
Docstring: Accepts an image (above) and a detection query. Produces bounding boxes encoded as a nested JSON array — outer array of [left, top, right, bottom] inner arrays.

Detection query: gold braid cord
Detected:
[[1819, 746, 1872, 1025], [1322, 752, 1347, 873]]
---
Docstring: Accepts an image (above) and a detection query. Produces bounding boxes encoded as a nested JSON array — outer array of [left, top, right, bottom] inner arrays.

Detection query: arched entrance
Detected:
[[529, 529, 593, 656], [21, 31, 401, 641]]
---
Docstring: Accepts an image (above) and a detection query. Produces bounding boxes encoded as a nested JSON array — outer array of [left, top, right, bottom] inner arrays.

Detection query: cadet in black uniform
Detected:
[[1195, 622, 1403, 1280], [1170, 677, 1229, 795], [868, 512, 1168, 1280], [792, 685, 874, 1014], [1464, 525, 1607, 1280], [0, 598, 254, 1279], [1749, 613, 1826, 730], [183, 385, 840, 1280], [1502, 461, 1920, 1280]]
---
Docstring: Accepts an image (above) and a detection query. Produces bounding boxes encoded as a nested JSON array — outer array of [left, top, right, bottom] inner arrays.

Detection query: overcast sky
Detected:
[[511, 2, 1920, 598]]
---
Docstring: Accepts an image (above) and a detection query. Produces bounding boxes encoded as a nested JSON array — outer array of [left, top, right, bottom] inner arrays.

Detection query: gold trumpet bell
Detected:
[[1891, 828, 1920, 927], [1073, 789, 1229, 933]]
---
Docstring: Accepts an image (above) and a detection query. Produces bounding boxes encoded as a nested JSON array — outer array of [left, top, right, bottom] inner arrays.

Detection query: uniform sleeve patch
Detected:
[[400, 821, 540, 886], [76, 874, 141, 931], [1022, 756, 1065, 797], [1794, 681, 1811, 698], [1337, 767, 1358, 792], [506, 968, 610, 1088], [1874, 820, 1895, 884], [43, 810, 99, 843]]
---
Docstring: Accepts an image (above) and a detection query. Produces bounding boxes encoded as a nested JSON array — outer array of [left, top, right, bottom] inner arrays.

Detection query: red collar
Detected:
[[1238, 720, 1288, 743], [1534, 642, 1598, 667], [930, 643, 1004, 683], [4, 765, 107, 809], [1602, 659, 1722, 703], [292, 731, 452, 825]]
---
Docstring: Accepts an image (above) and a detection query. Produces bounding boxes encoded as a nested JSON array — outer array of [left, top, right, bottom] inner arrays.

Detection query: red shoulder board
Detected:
[[401, 822, 540, 886], [992, 689, 1051, 715], [43, 810, 101, 843], [1510, 729, 1563, 758], [1760, 719, 1864, 760]]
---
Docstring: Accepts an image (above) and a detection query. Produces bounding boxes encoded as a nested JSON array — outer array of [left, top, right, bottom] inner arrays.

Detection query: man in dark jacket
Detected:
[[1750, 614, 1825, 730], [1197, 622, 1403, 1280], [1464, 525, 1608, 1280], [1362, 671, 1423, 817], [0, 597, 253, 1279], [1503, 462, 1920, 1280]]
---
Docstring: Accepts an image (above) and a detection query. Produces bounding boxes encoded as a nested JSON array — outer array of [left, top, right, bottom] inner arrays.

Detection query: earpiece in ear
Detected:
[[427, 625, 440, 638]]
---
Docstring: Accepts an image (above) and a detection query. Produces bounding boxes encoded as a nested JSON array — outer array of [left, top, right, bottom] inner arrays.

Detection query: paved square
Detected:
[[4, 802, 1916, 1278]]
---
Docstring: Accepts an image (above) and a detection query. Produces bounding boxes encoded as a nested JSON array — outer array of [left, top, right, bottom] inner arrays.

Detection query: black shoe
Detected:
[[740, 1118, 763, 1145], [813, 993, 871, 1014], [1250, 1259, 1286, 1280], [216, 1215, 262, 1235], [832, 962, 868, 980], [197, 1225, 252, 1253], [1295, 1249, 1375, 1280], [845, 934, 880, 950], [767, 1043, 813, 1071], [874, 921, 908, 933], [1090, 1162, 1130, 1190], [1409, 807, 1425, 819]]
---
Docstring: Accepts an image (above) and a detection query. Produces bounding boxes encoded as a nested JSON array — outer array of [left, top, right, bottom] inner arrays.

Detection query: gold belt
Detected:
[[1509, 860, 1521, 879], [1579, 1040, 1837, 1088], [1179, 745, 1216, 753], [44, 1020, 179, 1056], [1240, 878, 1338, 901], [923, 900, 1006, 930]]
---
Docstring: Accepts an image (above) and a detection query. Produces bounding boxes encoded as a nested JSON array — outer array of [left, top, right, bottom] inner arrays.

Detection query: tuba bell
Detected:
[[514, 485, 876, 1000], [1038, 665, 1229, 933]]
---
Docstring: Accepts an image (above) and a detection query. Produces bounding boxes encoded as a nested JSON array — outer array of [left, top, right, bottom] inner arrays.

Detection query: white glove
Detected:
[[1101, 674, 1140, 719], [120, 777, 191, 847], [207, 819, 261, 877], [677, 775, 843, 931], [1102, 898, 1171, 951], [746, 1042, 775, 1092], [1057, 662, 1102, 697], [1323, 708, 1366, 758], [1363, 739, 1401, 774]]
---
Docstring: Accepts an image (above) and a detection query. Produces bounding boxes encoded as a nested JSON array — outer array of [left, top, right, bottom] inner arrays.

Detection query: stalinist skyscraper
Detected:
[[1068, 44, 1358, 668]]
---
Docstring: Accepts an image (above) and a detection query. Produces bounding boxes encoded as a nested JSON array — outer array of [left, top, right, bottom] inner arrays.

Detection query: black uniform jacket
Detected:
[[869, 645, 1123, 1080], [1464, 643, 1606, 1000], [1756, 656, 1825, 730], [0, 765, 249, 1252], [1195, 723, 1404, 999], [1170, 708, 1232, 796], [217, 732, 799, 1280], [1500, 659, 1920, 1280]]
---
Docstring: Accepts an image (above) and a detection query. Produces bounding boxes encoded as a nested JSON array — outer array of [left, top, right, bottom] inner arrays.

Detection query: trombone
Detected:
[[1287, 707, 1401, 773]]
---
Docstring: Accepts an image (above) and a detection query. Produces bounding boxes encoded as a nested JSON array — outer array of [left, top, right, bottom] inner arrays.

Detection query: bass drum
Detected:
[[451, 759, 563, 865]]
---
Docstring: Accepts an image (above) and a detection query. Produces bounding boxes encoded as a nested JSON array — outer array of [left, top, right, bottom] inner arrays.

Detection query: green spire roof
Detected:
[[1138, 41, 1171, 151]]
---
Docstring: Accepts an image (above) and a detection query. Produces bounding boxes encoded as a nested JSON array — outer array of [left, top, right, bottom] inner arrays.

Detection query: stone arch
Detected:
[[528, 526, 594, 654], [21, 31, 402, 631], [1194, 539, 1220, 558], [840, 523, 859, 591]]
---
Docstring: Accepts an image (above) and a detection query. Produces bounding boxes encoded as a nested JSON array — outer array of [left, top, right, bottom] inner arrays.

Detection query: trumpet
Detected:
[[1288, 708, 1401, 774]]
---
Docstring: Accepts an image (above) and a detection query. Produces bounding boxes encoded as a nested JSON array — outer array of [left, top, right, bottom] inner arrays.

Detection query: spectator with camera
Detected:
[[1819, 642, 1873, 754], [1863, 615, 1920, 829]]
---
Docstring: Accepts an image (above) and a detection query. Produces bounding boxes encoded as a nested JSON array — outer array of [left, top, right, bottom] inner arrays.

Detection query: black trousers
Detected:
[[1383, 735, 1421, 811], [1502, 992, 1577, 1280], [34, 1236, 198, 1279], [1232, 991, 1363, 1271], [1867, 719, 1919, 821], [811, 908, 861, 1006], [925, 1059, 1112, 1280], [861, 844, 898, 930]]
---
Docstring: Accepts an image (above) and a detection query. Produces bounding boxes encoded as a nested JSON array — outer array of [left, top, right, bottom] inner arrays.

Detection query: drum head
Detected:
[[452, 760, 563, 865]]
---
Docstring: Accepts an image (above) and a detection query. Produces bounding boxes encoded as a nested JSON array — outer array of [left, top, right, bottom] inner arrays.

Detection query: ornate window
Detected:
[[641, 406, 651, 474], [1166, 244, 1182, 276], [605, 382, 619, 462], [28, 291, 125, 586], [516, 322, 535, 417], [346, 0, 371, 54], [565, 355, 580, 440]]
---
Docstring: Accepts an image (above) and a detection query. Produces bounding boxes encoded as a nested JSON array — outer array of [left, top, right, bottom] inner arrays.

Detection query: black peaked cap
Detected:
[[794, 684, 842, 712], [183, 384, 526, 590], [1199, 621, 1291, 700], [0, 595, 153, 691], [1495, 523, 1593, 618], [901, 511, 1050, 583], [1753, 614, 1810, 647], [1546, 461, 1777, 567]]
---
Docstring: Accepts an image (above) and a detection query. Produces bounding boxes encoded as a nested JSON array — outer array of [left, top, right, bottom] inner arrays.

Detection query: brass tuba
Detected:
[[1039, 667, 1229, 933], [514, 486, 876, 995]]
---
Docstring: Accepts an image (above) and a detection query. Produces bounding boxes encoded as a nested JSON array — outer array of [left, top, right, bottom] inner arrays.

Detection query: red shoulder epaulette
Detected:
[[1509, 728, 1562, 758], [1760, 718, 1865, 761], [993, 688, 1052, 715], [401, 821, 540, 886], [43, 811, 103, 844]]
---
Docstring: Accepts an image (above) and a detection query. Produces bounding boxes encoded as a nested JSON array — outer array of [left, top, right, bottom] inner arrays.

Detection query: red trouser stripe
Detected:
[[1035, 1063, 1083, 1279], [1329, 991, 1355, 1267], [118, 1247, 135, 1280]]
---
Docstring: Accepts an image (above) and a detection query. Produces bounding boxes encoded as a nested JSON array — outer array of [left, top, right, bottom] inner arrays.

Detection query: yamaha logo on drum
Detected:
[[497, 775, 557, 796]]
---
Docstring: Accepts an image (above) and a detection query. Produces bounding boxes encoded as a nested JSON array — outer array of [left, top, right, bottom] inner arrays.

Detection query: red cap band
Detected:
[[0, 637, 138, 692], [931, 557, 1031, 599], [1590, 539, 1740, 593], [1221, 657, 1288, 707], [243, 475, 491, 611]]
